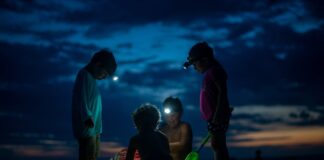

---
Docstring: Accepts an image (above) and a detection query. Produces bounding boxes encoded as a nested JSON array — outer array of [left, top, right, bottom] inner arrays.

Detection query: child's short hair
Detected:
[[189, 41, 214, 60], [90, 49, 117, 75], [163, 96, 183, 113], [132, 103, 161, 130]]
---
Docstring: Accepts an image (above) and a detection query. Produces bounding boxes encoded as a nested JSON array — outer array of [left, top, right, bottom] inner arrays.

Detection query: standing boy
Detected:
[[72, 49, 117, 160]]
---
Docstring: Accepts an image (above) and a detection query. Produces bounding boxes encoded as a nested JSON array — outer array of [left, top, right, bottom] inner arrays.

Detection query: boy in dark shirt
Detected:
[[126, 103, 173, 160]]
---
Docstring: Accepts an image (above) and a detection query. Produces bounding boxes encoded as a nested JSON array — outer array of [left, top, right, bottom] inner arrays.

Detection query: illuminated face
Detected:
[[164, 107, 181, 128]]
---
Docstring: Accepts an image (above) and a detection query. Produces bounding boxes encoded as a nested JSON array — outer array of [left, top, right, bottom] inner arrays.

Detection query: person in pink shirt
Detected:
[[183, 41, 232, 160]]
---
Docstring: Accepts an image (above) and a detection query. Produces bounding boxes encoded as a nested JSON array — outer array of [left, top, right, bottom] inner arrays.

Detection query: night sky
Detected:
[[1, 0, 324, 159]]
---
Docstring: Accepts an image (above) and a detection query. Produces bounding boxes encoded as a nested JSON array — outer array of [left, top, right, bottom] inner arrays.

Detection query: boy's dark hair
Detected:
[[90, 49, 117, 75], [188, 41, 214, 60], [163, 96, 183, 113], [132, 103, 161, 131]]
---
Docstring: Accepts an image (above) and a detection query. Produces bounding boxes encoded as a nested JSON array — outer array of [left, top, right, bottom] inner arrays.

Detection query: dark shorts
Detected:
[[78, 134, 100, 160]]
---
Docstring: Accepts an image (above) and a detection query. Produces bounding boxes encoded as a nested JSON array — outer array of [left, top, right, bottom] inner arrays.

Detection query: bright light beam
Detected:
[[164, 108, 171, 114], [112, 76, 119, 81]]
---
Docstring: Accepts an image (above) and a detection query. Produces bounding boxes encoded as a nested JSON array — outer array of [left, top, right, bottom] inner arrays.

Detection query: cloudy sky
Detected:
[[1, 0, 324, 159]]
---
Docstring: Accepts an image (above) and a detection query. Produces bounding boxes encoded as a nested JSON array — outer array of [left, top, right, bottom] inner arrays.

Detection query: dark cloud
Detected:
[[0, 23, 77, 43], [0, 42, 66, 84], [0, 0, 40, 13], [289, 110, 310, 119], [57, 0, 261, 24], [0, 40, 97, 143], [230, 136, 290, 143], [232, 113, 283, 125], [32, 30, 78, 42], [228, 123, 261, 135], [214, 23, 324, 106], [0, 0, 79, 14], [0, 41, 97, 85], [119, 61, 192, 87], [289, 109, 324, 126], [118, 55, 156, 65], [83, 23, 132, 39], [304, 0, 324, 19], [45, 0, 277, 39], [116, 42, 133, 49]]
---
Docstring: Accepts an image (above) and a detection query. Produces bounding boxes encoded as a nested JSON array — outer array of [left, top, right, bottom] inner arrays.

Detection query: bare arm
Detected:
[[169, 123, 192, 152], [204, 72, 226, 124], [125, 137, 136, 160]]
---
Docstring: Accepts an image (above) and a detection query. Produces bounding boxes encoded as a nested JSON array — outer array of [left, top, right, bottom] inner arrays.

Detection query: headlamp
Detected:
[[112, 76, 119, 81], [164, 107, 171, 114], [183, 56, 202, 70], [183, 61, 192, 70]]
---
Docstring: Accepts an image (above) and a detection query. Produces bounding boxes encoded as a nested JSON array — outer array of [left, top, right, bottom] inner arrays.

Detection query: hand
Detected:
[[85, 118, 94, 128]]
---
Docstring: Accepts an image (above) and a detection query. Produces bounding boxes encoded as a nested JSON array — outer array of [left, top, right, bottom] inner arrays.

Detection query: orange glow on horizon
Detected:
[[0, 140, 126, 158], [100, 141, 127, 157], [229, 126, 324, 147], [0, 144, 73, 157]]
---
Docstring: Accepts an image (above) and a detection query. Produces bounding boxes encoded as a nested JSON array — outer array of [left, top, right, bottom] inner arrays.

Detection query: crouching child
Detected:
[[126, 103, 173, 160]]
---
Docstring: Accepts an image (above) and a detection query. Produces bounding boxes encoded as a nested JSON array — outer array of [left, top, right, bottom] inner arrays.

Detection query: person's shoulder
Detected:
[[158, 122, 167, 131], [77, 68, 89, 77], [206, 65, 227, 81], [180, 121, 192, 128], [204, 66, 215, 79], [155, 130, 168, 138], [215, 63, 227, 75], [156, 130, 165, 135], [180, 122, 192, 131], [79, 68, 95, 80], [130, 133, 141, 142], [132, 132, 141, 138]]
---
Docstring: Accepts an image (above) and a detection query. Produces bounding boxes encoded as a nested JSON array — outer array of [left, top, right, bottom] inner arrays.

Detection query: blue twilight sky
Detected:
[[1, 0, 324, 159]]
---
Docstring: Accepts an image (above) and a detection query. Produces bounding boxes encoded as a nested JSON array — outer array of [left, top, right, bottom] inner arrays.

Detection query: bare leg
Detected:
[[211, 131, 229, 160]]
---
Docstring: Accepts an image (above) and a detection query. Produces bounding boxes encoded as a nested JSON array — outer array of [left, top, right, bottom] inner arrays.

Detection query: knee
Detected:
[[211, 135, 226, 150], [211, 140, 223, 150]]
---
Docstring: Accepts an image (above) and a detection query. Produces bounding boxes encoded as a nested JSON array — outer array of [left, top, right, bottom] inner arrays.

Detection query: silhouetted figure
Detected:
[[126, 103, 173, 160], [72, 49, 117, 160], [183, 42, 232, 160], [255, 149, 263, 160], [159, 96, 193, 160]]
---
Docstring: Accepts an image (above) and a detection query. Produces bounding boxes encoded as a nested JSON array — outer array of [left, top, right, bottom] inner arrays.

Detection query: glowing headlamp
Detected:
[[183, 61, 191, 70], [164, 107, 171, 114], [183, 56, 204, 70], [112, 76, 119, 81]]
